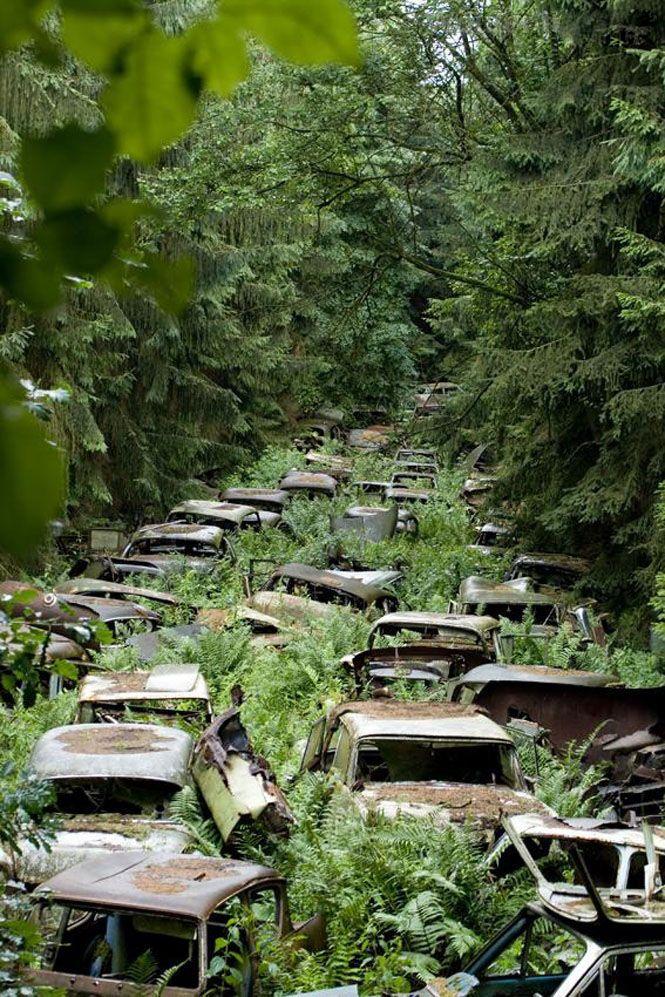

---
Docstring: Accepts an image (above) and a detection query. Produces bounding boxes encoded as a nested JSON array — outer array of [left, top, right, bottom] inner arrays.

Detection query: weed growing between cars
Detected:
[[0, 441, 643, 992]]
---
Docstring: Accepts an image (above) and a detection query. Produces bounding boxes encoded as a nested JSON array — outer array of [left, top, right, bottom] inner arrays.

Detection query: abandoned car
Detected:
[[279, 470, 338, 499], [395, 448, 437, 463], [460, 474, 496, 510], [391, 469, 437, 490], [368, 610, 501, 658], [261, 562, 399, 615], [75, 663, 213, 727], [122, 523, 234, 568], [384, 483, 434, 504], [489, 813, 665, 887], [505, 552, 592, 591], [331, 504, 399, 541], [300, 700, 549, 834], [26, 851, 324, 995], [468, 522, 512, 556], [426, 817, 665, 997], [413, 381, 459, 416], [346, 425, 393, 450], [219, 487, 290, 513], [5, 722, 195, 884], [55, 578, 182, 612], [457, 576, 607, 646], [167, 500, 264, 531], [304, 451, 354, 480], [0, 580, 162, 643]]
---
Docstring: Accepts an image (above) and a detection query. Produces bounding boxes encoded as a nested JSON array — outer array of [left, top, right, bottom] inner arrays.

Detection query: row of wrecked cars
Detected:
[[5, 392, 665, 995]]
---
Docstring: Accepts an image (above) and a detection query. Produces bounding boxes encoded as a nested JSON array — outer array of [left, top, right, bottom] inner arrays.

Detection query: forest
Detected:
[[1, 0, 665, 994]]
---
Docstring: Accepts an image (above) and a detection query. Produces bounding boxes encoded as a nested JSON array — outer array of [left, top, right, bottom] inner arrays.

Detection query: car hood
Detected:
[[2, 816, 191, 885], [354, 782, 552, 829]]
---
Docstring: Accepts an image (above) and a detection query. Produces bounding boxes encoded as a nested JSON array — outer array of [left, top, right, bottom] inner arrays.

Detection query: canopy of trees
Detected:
[[1, 0, 663, 615]]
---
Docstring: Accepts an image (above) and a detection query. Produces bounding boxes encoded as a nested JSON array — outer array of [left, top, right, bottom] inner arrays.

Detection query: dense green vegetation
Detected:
[[2, 442, 663, 991]]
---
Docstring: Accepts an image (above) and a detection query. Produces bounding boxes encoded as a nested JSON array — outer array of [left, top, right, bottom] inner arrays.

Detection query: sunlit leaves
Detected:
[[224, 0, 361, 66], [104, 32, 198, 162], [188, 17, 250, 97], [0, 371, 65, 558]]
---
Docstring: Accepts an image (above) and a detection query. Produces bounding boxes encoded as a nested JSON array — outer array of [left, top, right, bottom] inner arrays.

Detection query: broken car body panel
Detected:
[[193, 707, 294, 842]]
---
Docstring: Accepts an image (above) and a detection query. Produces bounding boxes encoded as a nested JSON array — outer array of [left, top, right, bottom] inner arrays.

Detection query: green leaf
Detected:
[[188, 16, 249, 97], [52, 660, 79, 680], [222, 0, 360, 66], [20, 124, 115, 213], [0, 0, 53, 55], [61, 4, 146, 73], [0, 237, 62, 311], [0, 371, 65, 559], [103, 30, 198, 163], [134, 252, 196, 315], [36, 209, 120, 274]]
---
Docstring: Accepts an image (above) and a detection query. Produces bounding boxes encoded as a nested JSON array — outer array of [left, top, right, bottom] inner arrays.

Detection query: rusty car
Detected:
[[300, 700, 550, 835], [55, 578, 182, 612], [27, 851, 325, 995], [304, 451, 354, 480], [260, 562, 399, 615], [413, 381, 460, 416], [279, 470, 338, 499], [219, 486, 290, 513], [348, 612, 500, 694], [468, 522, 512, 556], [167, 500, 263, 530], [390, 469, 437, 490], [0, 580, 162, 643], [505, 551, 592, 590], [368, 610, 501, 655], [395, 448, 437, 463], [489, 812, 665, 886], [0, 618, 93, 704], [122, 523, 234, 568], [422, 817, 665, 997], [460, 474, 496, 510], [346, 425, 393, 450], [4, 722, 195, 884], [384, 483, 434, 504], [331, 504, 399, 542], [75, 663, 213, 727], [457, 575, 607, 645]]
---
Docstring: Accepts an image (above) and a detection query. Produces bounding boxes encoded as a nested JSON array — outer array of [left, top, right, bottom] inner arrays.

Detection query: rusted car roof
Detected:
[[77, 663, 210, 705], [279, 471, 338, 495], [167, 500, 259, 527], [384, 485, 434, 503], [125, 522, 225, 548], [304, 452, 354, 477], [502, 816, 665, 925], [459, 576, 558, 607], [220, 487, 290, 509], [268, 562, 392, 604], [54, 594, 161, 627], [29, 724, 193, 785], [55, 578, 180, 606], [248, 590, 342, 623], [0, 582, 160, 629], [502, 813, 665, 852], [347, 425, 392, 449], [332, 700, 513, 743], [454, 663, 614, 690], [395, 448, 437, 461], [508, 552, 591, 576], [34, 851, 282, 919], [332, 505, 398, 541], [369, 611, 501, 642]]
